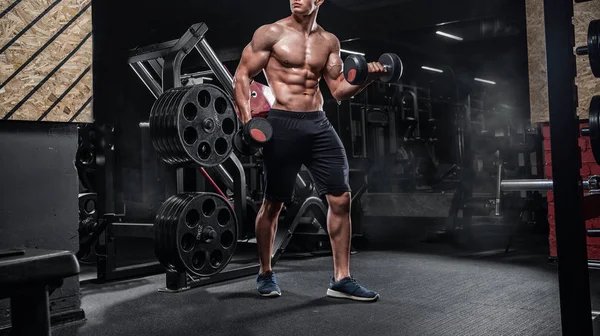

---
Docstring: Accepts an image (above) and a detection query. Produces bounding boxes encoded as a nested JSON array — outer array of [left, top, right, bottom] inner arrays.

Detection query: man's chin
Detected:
[[291, 8, 308, 15]]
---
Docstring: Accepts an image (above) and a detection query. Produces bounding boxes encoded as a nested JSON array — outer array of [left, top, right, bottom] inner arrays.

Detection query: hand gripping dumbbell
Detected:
[[343, 53, 404, 85], [233, 117, 273, 156]]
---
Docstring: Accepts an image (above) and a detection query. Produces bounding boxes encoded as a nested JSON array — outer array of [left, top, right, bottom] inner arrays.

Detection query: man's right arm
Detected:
[[233, 24, 280, 124]]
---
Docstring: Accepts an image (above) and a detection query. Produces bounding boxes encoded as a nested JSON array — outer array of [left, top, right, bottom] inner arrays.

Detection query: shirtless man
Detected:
[[233, 0, 385, 302]]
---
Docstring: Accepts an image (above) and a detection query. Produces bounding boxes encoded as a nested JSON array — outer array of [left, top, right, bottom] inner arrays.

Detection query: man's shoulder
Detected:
[[256, 21, 286, 37], [318, 29, 340, 49], [251, 22, 285, 47]]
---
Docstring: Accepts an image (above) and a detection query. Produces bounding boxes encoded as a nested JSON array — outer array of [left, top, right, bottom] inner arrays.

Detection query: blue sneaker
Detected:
[[327, 276, 379, 302], [256, 271, 281, 297]]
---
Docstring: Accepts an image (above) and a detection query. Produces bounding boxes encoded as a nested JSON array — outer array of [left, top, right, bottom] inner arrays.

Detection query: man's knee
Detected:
[[258, 199, 284, 221], [326, 192, 351, 216]]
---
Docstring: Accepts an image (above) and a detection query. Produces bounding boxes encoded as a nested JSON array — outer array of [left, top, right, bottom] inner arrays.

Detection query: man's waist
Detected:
[[268, 109, 326, 120]]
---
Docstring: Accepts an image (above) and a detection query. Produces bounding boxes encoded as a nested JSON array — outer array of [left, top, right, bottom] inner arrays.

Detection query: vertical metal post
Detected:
[[360, 107, 368, 157], [495, 156, 503, 216], [543, 1, 593, 335]]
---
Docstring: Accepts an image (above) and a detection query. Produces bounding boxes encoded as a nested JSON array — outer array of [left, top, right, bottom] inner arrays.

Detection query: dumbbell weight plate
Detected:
[[233, 129, 259, 156], [343, 54, 369, 85], [589, 96, 600, 165], [243, 117, 273, 147], [589, 20, 600, 78], [233, 117, 273, 156], [378, 53, 403, 83]]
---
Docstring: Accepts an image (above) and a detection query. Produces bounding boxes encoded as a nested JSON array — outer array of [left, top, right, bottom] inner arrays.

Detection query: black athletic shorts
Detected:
[[262, 109, 351, 202]]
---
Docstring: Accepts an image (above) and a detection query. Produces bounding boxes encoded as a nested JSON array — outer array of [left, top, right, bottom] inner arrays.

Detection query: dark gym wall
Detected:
[[0, 121, 81, 328]]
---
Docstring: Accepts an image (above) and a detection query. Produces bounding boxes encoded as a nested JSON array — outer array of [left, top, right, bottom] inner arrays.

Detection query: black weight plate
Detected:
[[152, 89, 183, 164], [173, 193, 210, 276], [588, 20, 600, 78], [154, 195, 178, 268], [174, 86, 204, 165], [191, 84, 234, 166], [343, 54, 368, 85], [78, 170, 96, 192], [589, 96, 600, 165], [245, 117, 273, 146], [176, 84, 236, 167], [211, 85, 237, 160], [155, 194, 189, 269], [378, 53, 403, 83], [151, 89, 177, 162], [154, 195, 175, 268], [175, 192, 238, 277], [149, 92, 163, 154], [75, 143, 97, 173], [149, 98, 160, 155], [233, 129, 259, 156], [78, 192, 97, 217], [162, 193, 195, 271], [159, 193, 195, 269], [195, 194, 236, 276], [76, 126, 97, 173], [160, 89, 186, 164], [160, 88, 187, 164], [164, 88, 190, 164], [166, 193, 196, 272]]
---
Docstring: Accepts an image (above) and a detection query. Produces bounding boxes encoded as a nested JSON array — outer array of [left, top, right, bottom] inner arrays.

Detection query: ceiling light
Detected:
[[436, 31, 463, 41], [436, 20, 460, 27], [421, 66, 444, 73], [474, 78, 496, 85], [340, 49, 365, 56]]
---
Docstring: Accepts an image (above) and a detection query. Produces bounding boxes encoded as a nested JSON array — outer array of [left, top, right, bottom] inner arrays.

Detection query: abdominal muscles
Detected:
[[264, 54, 325, 112]]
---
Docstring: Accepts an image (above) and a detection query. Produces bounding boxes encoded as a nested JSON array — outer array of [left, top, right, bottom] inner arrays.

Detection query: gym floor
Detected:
[[54, 229, 600, 336]]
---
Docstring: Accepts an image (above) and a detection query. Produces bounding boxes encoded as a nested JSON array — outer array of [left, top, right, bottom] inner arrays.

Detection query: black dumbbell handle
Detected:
[[576, 45, 589, 56]]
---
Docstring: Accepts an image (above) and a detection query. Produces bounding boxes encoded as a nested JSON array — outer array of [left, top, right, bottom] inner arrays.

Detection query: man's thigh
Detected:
[[261, 115, 305, 203], [305, 121, 351, 196]]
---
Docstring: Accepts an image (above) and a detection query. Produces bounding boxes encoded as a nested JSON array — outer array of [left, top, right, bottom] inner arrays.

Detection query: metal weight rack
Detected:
[[125, 22, 326, 292]]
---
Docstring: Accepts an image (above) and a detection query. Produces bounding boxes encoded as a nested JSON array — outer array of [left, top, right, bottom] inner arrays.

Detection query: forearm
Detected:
[[233, 74, 252, 124], [332, 79, 373, 101]]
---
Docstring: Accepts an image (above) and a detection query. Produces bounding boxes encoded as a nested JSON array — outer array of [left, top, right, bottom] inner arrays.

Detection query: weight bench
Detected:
[[0, 248, 80, 336]]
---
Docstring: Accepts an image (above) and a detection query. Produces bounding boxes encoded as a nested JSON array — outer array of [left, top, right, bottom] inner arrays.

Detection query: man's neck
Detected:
[[290, 11, 319, 35]]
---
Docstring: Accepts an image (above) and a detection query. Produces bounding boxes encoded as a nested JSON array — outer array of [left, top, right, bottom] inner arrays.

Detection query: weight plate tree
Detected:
[[149, 83, 237, 167], [154, 192, 238, 277]]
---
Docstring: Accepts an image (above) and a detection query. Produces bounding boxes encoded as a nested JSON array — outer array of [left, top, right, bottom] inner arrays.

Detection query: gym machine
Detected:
[[77, 23, 329, 288]]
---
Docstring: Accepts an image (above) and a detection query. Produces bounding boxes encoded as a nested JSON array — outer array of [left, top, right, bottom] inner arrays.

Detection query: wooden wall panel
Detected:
[[525, 0, 548, 123], [0, 0, 93, 123], [525, 0, 600, 123]]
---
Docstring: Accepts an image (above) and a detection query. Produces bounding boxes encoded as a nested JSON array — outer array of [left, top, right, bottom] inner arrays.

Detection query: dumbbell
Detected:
[[233, 117, 273, 156], [343, 53, 403, 85], [575, 19, 600, 78]]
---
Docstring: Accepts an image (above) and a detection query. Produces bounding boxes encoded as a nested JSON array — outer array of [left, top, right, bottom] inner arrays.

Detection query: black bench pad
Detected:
[[0, 248, 79, 287]]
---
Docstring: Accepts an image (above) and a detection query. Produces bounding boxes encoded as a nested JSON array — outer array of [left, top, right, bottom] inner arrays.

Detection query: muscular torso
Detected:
[[264, 20, 333, 112]]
